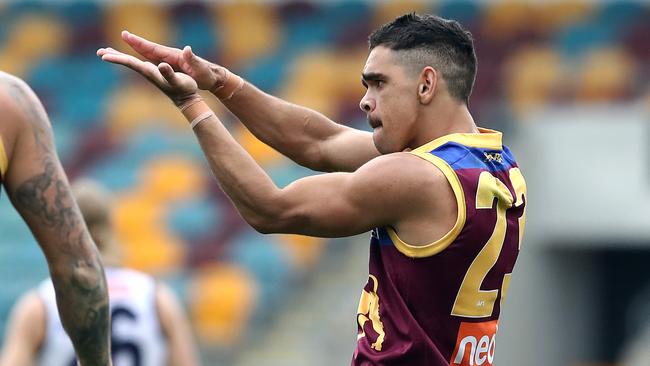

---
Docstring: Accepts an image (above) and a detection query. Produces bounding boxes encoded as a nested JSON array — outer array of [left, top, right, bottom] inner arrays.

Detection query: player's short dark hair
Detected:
[[369, 13, 477, 104]]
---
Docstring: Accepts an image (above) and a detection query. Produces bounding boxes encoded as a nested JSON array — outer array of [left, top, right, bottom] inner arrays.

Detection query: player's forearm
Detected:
[[214, 73, 340, 171], [49, 250, 111, 366], [185, 102, 288, 232]]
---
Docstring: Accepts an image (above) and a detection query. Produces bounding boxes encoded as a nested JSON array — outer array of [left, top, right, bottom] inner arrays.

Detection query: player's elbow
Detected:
[[248, 217, 272, 234], [246, 213, 282, 234], [48, 249, 106, 296], [245, 207, 303, 235], [290, 145, 326, 172]]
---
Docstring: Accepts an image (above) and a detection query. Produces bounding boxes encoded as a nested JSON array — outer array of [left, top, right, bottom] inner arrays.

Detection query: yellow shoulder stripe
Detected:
[[413, 127, 502, 153], [0, 137, 7, 178], [388, 152, 466, 258]]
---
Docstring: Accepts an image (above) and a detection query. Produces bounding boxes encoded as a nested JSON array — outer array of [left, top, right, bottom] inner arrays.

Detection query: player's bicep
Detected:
[[1, 76, 86, 260], [272, 156, 405, 237]]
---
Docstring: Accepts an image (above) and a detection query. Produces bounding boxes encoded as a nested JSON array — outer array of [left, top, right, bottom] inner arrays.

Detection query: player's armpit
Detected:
[[0, 292, 46, 366], [256, 152, 450, 239]]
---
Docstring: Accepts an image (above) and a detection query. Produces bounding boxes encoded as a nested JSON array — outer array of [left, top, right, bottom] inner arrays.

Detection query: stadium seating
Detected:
[[0, 1, 647, 357]]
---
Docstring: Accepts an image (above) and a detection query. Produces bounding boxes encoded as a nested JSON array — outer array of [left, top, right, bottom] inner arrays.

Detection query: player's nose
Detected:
[[359, 95, 375, 113]]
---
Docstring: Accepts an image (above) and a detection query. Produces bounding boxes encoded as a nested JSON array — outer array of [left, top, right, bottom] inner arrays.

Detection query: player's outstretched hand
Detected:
[[97, 46, 199, 106], [119, 30, 226, 92]]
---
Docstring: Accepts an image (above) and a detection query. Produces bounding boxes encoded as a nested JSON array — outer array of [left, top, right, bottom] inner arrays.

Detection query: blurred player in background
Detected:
[[0, 72, 110, 366], [98, 13, 526, 366], [0, 179, 200, 366]]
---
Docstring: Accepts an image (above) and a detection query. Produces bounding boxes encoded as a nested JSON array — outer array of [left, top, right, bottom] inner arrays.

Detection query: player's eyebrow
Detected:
[[361, 72, 386, 83]]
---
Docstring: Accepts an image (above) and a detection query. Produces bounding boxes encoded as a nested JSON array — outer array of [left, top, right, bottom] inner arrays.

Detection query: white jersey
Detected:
[[37, 267, 167, 366]]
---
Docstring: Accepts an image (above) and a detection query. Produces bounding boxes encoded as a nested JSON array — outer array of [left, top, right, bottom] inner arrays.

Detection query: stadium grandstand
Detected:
[[0, 1, 649, 365]]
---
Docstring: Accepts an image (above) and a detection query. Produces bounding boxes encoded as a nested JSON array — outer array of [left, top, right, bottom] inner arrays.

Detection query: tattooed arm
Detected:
[[0, 72, 111, 366]]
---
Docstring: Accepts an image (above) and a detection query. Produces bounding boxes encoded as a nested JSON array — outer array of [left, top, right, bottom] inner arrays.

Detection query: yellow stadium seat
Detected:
[[332, 47, 369, 103], [106, 83, 188, 137], [481, 2, 534, 41], [0, 54, 28, 78], [104, 3, 171, 56], [280, 48, 366, 120], [121, 230, 185, 275], [0, 14, 68, 76], [233, 125, 283, 168], [503, 46, 562, 118], [575, 47, 636, 103], [275, 234, 326, 270], [113, 191, 185, 274], [533, 1, 595, 35], [140, 155, 206, 203], [114, 191, 161, 238], [373, 1, 429, 29], [190, 263, 258, 346], [214, 2, 281, 66], [280, 50, 337, 116]]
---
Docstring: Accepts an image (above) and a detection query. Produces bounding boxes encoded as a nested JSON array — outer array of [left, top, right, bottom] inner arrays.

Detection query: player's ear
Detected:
[[417, 67, 437, 105]]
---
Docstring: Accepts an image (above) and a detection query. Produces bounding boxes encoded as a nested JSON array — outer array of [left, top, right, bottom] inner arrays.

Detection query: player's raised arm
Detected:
[[0, 73, 111, 366], [96, 52, 453, 240], [99, 31, 379, 173]]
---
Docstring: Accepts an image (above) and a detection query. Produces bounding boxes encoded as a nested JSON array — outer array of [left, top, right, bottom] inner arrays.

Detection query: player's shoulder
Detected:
[[0, 71, 46, 133], [0, 71, 31, 103], [0, 71, 23, 86], [352, 152, 451, 214], [358, 151, 448, 188]]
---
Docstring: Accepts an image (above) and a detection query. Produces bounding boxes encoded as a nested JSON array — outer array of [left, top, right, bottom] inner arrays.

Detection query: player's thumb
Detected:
[[182, 46, 200, 66], [158, 62, 177, 84]]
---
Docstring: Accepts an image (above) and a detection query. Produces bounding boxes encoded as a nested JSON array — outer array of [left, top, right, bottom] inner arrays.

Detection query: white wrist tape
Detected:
[[190, 111, 214, 129], [178, 97, 203, 112]]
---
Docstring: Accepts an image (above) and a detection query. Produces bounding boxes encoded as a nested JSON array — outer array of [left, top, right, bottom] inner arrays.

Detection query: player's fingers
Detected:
[[178, 46, 194, 74], [123, 30, 176, 59], [97, 47, 120, 57], [100, 53, 151, 77], [183, 46, 207, 68], [182, 46, 194, 62], [158, 62, 176, 82], [122, 30, 157, 57], [121, 30, 143, 47], [99, 53, 135, 68], [100, 51, 167, 88]]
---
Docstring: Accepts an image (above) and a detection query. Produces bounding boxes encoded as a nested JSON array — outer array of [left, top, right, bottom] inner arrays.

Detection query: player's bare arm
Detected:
[[188, 115, 455, 241], [0, 292, 45, 366], [98, 52, 455, 242], [0, 73, 111, 366], [156, 283, 201, 366], [97, 31, 380, 173]]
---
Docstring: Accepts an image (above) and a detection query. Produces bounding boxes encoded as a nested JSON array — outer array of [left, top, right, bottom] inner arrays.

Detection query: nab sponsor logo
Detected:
[[483, 152, 503, 164], [450, 320, 498, 366]]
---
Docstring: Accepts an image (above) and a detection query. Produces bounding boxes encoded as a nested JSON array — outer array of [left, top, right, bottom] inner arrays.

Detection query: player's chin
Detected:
[[372, 129, 395, 155]]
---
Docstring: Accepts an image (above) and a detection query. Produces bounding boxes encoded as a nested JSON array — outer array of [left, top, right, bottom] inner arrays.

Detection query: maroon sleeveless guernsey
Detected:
[[353, 129, 527, 366]]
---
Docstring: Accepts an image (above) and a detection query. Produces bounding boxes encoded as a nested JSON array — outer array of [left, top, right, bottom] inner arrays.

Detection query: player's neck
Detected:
[[412, 100, 478, 148]]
